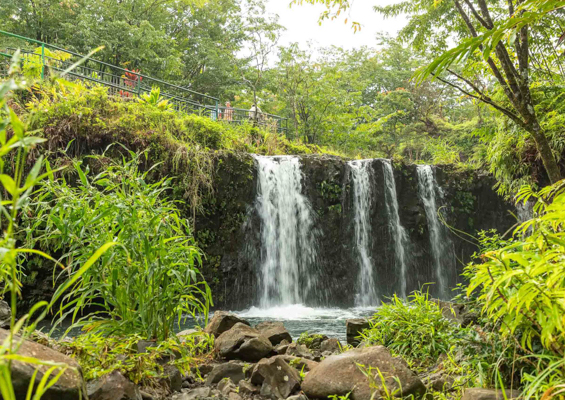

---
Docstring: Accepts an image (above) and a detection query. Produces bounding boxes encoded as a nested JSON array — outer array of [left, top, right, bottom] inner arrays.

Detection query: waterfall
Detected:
[[254, 155, 318, 307], [382, 160, 409, 299], [416, 165, 452, 299], [349, 160, 379, 307]]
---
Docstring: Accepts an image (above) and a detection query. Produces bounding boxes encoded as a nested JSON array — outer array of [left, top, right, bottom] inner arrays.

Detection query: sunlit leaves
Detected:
[[466, 180, 565, 355]]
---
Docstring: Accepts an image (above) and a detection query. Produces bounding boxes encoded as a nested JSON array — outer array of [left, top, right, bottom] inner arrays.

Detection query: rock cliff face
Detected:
[[197, 155, 515, 309]]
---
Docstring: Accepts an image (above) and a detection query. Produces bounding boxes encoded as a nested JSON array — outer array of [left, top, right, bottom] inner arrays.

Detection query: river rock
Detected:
[[228, 392, 243, 400], [433, 300, 478, 327], [0, 300, 10, 328], [87, 370, 142, 400], [177, 329, 202, 344], [136, 339, 157, 354], [286, 343, 314, 360], [255, 321, 292, 345], [238, 380, 261, 395], [320, 338, 341, 353], [205, 311, 250, 337], [302, 346, 425, 400], [172, 387, 211, 400], [346, 319, 370, 346], [462, 388, 521, 400], [215, 323, 273, 362], [250, 356, 301, 399], [274, 341, 290, 355], [422, 371, 455, 392], [300, 333, 328, 350], [160, 364, 182, 392], [0, 328, 87, 400], [218, 378, 237, 395], [287, 395, 308, 400], [205, 362, 246, 385], [275, 355, 319, 372]]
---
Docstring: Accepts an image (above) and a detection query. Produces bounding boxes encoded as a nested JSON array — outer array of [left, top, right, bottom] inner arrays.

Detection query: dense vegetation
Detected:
[[4, 0, 565, 195], [1, 0, 565, 399]]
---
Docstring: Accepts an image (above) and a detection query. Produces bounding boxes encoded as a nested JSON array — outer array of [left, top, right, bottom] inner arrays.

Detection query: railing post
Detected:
[[215, 99, 219, 121], [40, 43, 45, 80], [136, 74, 141, 96]]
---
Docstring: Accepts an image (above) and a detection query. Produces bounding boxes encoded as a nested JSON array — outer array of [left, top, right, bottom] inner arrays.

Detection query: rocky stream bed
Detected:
[[3, 302, 521, 400]]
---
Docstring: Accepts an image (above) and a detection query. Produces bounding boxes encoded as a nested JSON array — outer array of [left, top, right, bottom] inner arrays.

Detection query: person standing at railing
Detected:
[[249, 103, 262, 124], [224, 101, 234, 121]]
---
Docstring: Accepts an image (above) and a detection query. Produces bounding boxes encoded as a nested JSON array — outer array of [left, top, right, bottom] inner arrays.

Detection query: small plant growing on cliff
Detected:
[[23, 150, 212, 340]]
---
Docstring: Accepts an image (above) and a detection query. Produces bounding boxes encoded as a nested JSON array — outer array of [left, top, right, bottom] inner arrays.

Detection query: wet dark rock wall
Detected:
[[201, 156, 515, 310]]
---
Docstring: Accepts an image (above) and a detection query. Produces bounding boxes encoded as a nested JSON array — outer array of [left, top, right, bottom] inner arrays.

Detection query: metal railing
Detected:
[[0, 30, 289, 135]]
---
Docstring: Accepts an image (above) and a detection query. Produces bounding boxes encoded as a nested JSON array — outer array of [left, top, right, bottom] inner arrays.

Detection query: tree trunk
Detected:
[[526, 122, 561, 184]]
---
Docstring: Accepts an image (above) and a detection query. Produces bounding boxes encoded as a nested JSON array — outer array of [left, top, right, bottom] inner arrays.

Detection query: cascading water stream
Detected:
[[416, 165, 451, 299], [254, 155, 318, 307], [382, 160, 409, 299], [349, 160, 379, 306]]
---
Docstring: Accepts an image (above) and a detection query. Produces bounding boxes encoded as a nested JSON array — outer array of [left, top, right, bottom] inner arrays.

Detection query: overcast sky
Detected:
[[264, 1, 407, 50]]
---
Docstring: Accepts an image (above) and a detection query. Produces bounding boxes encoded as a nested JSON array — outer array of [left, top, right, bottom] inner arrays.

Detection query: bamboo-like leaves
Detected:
[[465, 180, 565, 365], [23, 151, 212, 341], [414, 0, 565, 84]]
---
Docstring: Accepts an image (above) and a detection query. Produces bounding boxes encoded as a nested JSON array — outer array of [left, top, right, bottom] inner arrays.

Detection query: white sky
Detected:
[[264, 0, 407, 50]]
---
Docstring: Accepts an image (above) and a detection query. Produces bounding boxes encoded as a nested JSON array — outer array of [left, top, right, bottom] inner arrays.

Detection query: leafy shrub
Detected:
[[360, 290, 458, 367], [465, 181, 565, 398], [22, 150, 212, 340], [0, 54, 115, 400], [297, 331, 327, 349], [61, 332, 214, 384]]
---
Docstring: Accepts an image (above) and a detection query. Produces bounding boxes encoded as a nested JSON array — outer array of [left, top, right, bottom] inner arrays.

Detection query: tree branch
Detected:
[[433, 72, 525, 128]]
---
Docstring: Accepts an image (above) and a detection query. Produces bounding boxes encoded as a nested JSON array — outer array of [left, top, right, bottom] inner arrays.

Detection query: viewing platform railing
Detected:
[[0, 30, 289, 135]]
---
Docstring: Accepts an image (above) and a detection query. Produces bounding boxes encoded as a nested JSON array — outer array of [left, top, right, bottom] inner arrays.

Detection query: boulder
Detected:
[[177, 329, 202, 344], [302, 346, 425, 400], [432, 300, 478, 327], [422, 371, 455, 392], [250, 357, 301, 399], [205, 311, 250, 337], [195, 363, 217, 377], [160, 364, 182, 392], [287, 395, 308, 400], [215, 323, 273, 362], [205, 363, 246, 385], [218, 378, 237, 395], [0, 300, 10, 329], [140, 390, 154, 400], [275, 355, 319, 372], [136, 339, 157, 354], [238, 380, 260, 395], [87, 370, 142, 400], [255, 321, 292, 346], [0, 328, 87, 400], [228, 392, 243, 400], [172, 387, 211, 400], [299, 333, 328, 350], [462, 388, 521, 400], [346, 319, 370, 346], [320, 338, 341, 353], [286, 343, 315, 360], [274, 342, 290, 355]]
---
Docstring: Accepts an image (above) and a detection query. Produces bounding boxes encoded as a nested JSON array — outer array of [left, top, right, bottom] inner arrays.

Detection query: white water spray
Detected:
[[254, 155, 318, 307], [382, 160, 409, 298], [349, 160, 379, 306], [417, 165, 451, 298]]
